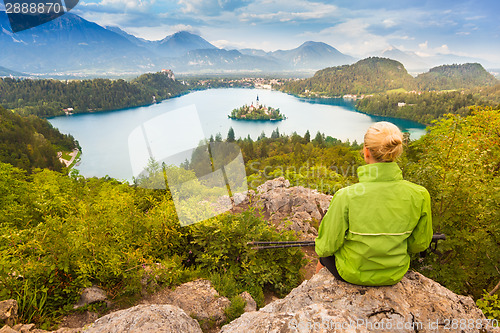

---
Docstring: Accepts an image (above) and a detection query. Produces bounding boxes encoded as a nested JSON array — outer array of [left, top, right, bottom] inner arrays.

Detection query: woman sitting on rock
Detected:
[[315, 121, 432, 286]]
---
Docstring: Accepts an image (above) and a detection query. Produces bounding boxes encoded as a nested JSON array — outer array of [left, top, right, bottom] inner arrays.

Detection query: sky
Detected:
[[63, 0, 500, 66]]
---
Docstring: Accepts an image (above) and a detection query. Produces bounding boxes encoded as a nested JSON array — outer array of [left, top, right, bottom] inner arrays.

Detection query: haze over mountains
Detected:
[[0, 10, 496, 76]]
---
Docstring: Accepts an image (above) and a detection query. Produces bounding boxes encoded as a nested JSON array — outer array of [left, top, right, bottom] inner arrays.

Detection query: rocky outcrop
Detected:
[[256, 177, 331, 238], [141, 279, 231, 327], [239, 292, 257, 313], [220, 269, 497, 333], [0, 300, 17, 327], [82, 304, 202, 333]]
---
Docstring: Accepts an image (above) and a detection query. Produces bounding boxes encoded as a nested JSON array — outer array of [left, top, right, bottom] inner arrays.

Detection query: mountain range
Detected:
[[0, 10, 495, 76], [0, 65, 24, 77], [0, 11, 355, 75]]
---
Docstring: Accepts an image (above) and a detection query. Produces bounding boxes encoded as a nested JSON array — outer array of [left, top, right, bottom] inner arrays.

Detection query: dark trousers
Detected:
[[319, 256, 347, 282]]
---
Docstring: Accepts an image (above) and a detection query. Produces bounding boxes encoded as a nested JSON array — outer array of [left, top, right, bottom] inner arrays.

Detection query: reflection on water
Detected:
[[49, 88, 426, 181]]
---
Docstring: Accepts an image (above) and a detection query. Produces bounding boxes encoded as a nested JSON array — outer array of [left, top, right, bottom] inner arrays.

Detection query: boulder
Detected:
[[0, 300, 18, 327], [256, 177, 332, 238], [220, 269, 497, 333], [257, 177, 291, 193], [82, 304, 201, 333], [142, 279, 231, 326], [73, 286, 107, 309], [239, 292, 257, 313]]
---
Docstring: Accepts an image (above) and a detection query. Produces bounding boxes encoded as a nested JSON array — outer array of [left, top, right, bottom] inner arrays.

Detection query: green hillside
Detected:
[[0, 106, 76, 172], [279, 58, 498, 98], [278, 57, 415, 97], [416, 63, 498, 90], [0, 71, 188, 117]]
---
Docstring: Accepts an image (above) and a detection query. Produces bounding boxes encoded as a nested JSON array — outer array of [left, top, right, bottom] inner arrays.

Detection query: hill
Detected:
[[0, 106, 76, 172], [0, 71, 188, 117], [279, 57, 415, 97], [279, 59, 499, 98], [416, 63, 498, 90]]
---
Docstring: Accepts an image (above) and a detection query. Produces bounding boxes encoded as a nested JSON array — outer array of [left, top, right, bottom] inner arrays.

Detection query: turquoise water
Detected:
[[48, 88, 426, 181]]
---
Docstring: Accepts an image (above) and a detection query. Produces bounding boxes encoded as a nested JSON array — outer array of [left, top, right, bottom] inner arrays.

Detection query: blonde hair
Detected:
[[364, 122, 403, 162]]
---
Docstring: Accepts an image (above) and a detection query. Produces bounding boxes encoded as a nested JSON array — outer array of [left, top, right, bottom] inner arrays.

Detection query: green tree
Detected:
[[406, 106, 500, 299], [304, 130, 311, 143], [227, 127, 235, 142]]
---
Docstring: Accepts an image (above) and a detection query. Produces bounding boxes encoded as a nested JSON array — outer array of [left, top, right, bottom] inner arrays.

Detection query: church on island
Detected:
[[228, 95, 286, 121]]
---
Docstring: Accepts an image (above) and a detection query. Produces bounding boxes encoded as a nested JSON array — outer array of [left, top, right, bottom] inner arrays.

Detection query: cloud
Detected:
[[178, 0, 250, 15], [382, 19, 397, 28], [419, 41, 428, 50], [389, 35, 415, 41], [300, 18, 391, 57], [436, 44, 450, 54], [239, 0, 338, 23], [81, 0, 155, 12], [415, 41, 452, 57]]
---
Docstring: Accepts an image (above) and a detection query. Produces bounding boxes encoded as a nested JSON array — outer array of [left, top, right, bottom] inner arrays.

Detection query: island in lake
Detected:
[[229, 95, 286, 121]]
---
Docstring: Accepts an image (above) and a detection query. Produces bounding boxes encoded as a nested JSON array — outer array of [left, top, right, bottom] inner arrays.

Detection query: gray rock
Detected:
[[83, 304, 202, 333], [0, 300, 18, 327], [256, 177, 331, 238], [73, 286, 107, 309], [257, 177, 290, 193], [142, 279, 231, 326], [220, 269, 496, 333], [239, 292, 257, 312]]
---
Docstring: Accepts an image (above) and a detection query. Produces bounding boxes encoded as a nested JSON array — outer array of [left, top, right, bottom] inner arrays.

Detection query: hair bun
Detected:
[[364, 122, 403, 162]]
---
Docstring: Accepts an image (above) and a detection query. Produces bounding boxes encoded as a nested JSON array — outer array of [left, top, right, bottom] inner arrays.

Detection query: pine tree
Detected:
[[227, 127, 235, 142], [304, 130, 311, 143]]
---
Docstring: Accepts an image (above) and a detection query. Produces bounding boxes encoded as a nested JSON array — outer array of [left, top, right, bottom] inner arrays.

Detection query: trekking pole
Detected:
[[428, 233, 446, 254], [249, 233, 446, 251], [247, 240, 315, 250]]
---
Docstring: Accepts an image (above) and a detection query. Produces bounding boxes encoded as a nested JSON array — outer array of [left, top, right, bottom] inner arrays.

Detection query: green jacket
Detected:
[[315, 162, 432, 286]]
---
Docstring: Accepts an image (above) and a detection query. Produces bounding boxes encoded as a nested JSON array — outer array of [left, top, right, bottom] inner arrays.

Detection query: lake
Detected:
[[48, 88, 426, 181]]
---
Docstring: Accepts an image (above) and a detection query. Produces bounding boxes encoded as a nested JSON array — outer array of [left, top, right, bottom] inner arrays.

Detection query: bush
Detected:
[[476, 292, 500, 324], [0, 165, 306, 327], [405, 106, 500, 299]]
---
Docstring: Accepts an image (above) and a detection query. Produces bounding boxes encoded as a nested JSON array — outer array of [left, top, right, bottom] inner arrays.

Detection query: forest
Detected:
[[0, 72, 188, 117], [278, 58, 498, 98], [1, 105, 499, 329], [0, 106, 77, 172], [356, 84, 500, 124], [278, 57, 415, 96]]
